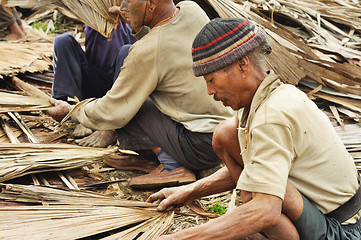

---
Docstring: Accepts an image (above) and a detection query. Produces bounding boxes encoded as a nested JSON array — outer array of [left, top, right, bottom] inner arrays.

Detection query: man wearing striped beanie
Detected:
[[148, 18, 361, 239]]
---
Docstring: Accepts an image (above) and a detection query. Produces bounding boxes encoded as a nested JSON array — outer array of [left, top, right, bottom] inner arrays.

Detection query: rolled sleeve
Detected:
[[237, 123, 294, 200]]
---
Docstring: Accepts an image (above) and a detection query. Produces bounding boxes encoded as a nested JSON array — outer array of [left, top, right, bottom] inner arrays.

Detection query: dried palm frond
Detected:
[[0, 91, 51, 113], [0, 143, 118, 182], [207, 0, 361, 115], [0, 41, 53, 78], [0, 184, 174, 240], [3, 0, 122, 38], [12, 76, 51, 100]]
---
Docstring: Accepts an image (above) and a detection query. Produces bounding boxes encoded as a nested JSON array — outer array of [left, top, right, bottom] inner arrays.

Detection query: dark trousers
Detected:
[[52, 33, 131, 101], [293, 194, 361, 240], [116, 99, 222, 171], [53, 33, 221, 171]]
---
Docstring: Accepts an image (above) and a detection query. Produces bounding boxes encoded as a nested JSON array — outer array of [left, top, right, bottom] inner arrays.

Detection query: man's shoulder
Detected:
[[176, 0, 201, 8], [176, 0, 208, 17], [253, 85, 309, 126], [267, 84, 305, 107]]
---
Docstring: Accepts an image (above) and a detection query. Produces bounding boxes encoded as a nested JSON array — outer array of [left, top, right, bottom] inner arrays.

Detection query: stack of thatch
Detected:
[[0, 184, 174, 239], [0, 143, 118, 182], [207, 0, 361, 122], [0, 91, 51, 113], [0, 41, 53, 79], [3, 0, 122, 38]]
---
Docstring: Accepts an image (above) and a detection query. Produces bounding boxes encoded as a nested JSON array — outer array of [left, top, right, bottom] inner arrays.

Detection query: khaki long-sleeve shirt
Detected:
[[72, 1, 233, 133]]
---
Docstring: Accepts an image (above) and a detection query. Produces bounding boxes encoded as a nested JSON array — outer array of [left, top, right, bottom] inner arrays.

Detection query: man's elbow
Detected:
[[261, 206, 282, 229]]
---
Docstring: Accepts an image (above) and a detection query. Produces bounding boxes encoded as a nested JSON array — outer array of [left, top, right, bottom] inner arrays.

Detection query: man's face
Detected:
[[119, 2, 131, 24], [126, 0, 148, 30], [203, 61, 254, 110]]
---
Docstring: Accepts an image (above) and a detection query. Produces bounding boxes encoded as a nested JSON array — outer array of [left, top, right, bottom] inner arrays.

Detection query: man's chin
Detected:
[[228, 103, 241, 111]]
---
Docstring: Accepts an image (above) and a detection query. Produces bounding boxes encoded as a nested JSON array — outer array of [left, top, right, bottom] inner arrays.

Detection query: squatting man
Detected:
[[147, 18, 361, 240]]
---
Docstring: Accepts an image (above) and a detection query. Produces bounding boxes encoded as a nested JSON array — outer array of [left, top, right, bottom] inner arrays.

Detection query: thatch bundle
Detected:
[[207, 0, 361, 122], [0, 91, 52, 113], [0, 143, 118, 182], [0, 183, 174, 239], [3, 0, 122, 38], [0, 41, 53, 78]]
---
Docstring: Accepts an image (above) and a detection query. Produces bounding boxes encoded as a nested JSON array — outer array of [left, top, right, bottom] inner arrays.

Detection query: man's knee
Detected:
[[117, 44, 131, 59], [282, 182, 304, 221], [54, 33, 75, 50], [213, 118, 238, 153]]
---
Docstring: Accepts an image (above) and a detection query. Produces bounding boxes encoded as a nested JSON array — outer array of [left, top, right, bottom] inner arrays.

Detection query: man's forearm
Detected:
[[190, 166, 236, 200], [160, 193, 285, 240]]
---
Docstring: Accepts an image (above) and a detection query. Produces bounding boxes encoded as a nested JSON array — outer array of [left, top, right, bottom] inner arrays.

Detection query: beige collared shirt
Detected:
[[72, 1, 233, 133], [236, 73, 359, 222]]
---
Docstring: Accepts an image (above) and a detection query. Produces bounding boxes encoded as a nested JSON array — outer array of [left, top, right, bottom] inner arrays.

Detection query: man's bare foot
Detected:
[[72, 124, 93, 138], [75, 130, 117, 148]]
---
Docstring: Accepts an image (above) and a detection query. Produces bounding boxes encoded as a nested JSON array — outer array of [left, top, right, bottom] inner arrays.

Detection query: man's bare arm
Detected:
[[156, 193, 299, 240], [147, 166, 235, 211]]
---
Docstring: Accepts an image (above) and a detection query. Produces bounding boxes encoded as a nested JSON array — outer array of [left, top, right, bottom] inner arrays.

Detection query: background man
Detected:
[[0, 5, 26, 40], [51, 1, 136, 147], [147, 18, 361, 239], [48, 0, 233, 188]]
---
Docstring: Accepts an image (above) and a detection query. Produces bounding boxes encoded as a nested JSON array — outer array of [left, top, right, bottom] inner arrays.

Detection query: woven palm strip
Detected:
[[0, 41, 53, 78], [0, 143, 118, 182], [3, 0, 122, 38], [0, 183, 174, 240]]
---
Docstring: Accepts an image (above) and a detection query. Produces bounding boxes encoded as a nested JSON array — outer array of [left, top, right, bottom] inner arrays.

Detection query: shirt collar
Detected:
[[239, 72, 282, 128]]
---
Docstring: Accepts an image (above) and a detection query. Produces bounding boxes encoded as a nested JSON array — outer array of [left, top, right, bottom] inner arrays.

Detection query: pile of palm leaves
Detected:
[[0, 91, 51, 113], [0, 41, 53, 78], [0, 183, 174, 239], [0, 143, 118, 182], [2, 0, 122, 38], [206, 0, 361, 118]]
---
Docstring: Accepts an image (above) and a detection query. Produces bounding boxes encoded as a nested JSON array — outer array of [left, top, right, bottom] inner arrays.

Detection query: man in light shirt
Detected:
[[147, 18, 361, 239]]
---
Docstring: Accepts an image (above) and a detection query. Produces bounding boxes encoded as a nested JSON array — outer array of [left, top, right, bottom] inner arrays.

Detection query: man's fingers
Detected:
[[146, 192, 165, 203], [49, 98, 57, 105], [157, 197, 173, 211], [108, 6, 121, 14]]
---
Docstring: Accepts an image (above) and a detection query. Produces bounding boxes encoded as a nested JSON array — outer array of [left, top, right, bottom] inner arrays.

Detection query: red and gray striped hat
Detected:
[[192, 18, 267, 77]]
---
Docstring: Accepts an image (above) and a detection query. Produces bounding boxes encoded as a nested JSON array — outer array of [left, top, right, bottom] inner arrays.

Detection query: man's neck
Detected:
[[150, 4, 177, 28]]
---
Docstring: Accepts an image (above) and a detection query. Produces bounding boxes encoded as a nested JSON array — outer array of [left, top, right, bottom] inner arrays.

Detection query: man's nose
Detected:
[[207, 85, 216, 95]]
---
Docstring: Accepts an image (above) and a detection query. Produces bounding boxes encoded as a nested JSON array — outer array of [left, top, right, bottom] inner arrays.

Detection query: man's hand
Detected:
[[146, 185, 195, 211], [109, 2, 132, 25], [108, 6, 121, 15], [47, 98, 71, 122]]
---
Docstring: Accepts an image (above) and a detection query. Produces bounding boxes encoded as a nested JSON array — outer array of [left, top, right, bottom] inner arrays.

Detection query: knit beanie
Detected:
[[192, 18, 267, 77]]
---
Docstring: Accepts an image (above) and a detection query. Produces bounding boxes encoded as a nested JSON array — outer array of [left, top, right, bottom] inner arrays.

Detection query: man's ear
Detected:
[[148, 0, 158, 12], [238, 56, 250, 72]]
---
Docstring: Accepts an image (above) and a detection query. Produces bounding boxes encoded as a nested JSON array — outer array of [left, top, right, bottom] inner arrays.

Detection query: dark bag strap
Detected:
[[326, 183, 361, 223]]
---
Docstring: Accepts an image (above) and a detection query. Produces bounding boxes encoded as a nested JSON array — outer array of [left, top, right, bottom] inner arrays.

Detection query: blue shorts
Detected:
[[292, 194, 361, 240]]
